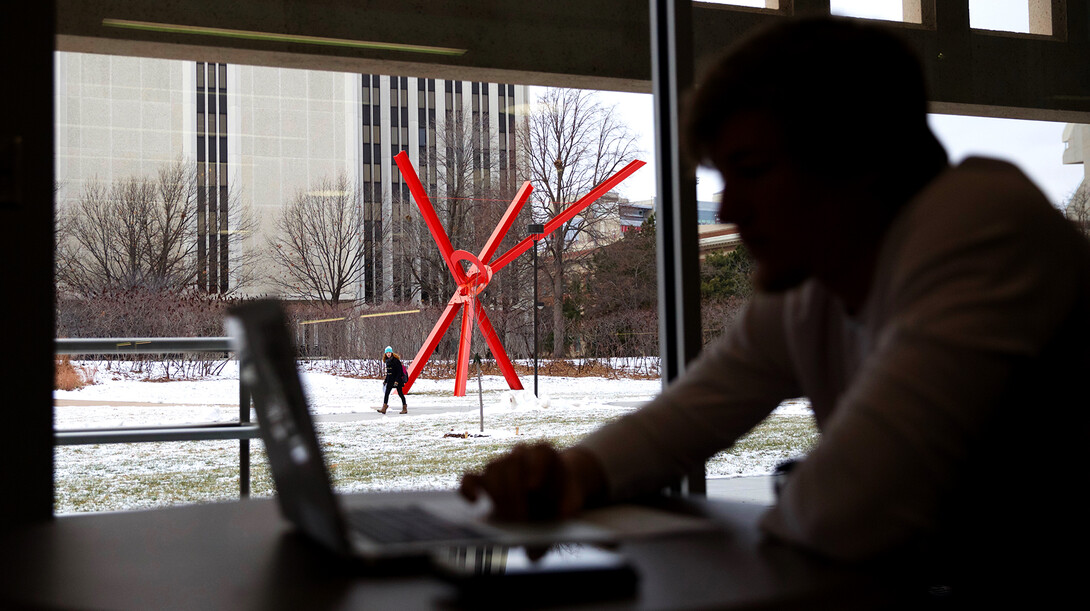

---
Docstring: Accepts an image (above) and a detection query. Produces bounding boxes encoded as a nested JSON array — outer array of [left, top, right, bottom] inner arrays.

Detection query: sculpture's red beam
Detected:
[[392, 150, 644, 396], [399, 153, 468, 285], [488, 159, 646, 273]]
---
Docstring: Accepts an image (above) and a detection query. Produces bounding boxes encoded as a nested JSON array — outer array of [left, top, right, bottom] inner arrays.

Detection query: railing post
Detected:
[[239, 376, 251, 498]]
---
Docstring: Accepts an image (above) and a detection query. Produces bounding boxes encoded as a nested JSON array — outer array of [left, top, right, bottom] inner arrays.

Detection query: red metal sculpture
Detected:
[[394, 151, 645, 396]]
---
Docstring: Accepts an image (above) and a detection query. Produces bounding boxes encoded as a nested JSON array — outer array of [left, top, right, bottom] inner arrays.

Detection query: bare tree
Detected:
[[55, 160, 252, 295], [518, 88, 641, 357], [1064, 183, 1090, 238], [267, 176, 377, 307]]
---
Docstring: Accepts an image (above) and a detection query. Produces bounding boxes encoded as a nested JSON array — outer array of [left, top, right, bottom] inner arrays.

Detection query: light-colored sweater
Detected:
[[579, 157, 1090, 563]]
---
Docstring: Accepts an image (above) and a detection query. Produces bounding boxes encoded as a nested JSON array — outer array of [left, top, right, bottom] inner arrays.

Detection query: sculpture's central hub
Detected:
[[451, 249, 493, 301]]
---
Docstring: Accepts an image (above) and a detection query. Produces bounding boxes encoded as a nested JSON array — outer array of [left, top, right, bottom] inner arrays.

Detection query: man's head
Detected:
[[685, 17, 947, 293]]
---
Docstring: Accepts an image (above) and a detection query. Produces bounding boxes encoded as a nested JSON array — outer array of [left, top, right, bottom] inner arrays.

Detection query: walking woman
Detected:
[[377, 346, 407, 414]]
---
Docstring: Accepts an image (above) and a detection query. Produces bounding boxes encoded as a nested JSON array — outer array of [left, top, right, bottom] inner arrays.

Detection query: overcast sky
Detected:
[[572, 0, 1085, 208]]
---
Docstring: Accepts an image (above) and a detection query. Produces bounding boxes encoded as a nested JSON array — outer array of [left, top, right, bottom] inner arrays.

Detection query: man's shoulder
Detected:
[[872, 156, 1090, 311], [954, 156, 1021, 173], [930, 156, 1043, 208], [900, 156, 1071, 244]]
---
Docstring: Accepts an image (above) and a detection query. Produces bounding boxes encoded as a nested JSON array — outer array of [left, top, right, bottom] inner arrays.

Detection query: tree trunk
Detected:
[[551, 247, 565, 358]]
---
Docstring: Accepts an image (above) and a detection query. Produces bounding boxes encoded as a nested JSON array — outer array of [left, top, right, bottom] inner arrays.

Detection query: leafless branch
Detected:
[[517, 88, 641, 356]]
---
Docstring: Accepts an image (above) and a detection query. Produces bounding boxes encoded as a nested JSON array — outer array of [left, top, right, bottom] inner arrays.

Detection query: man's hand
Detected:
[[459, 443, 607, 522]]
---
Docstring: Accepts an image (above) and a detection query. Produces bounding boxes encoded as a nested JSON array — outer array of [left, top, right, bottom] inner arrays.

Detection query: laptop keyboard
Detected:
[[345, 504, 490, 544]]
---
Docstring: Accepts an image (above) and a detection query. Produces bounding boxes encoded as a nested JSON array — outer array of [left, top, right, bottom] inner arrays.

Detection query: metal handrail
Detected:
[[56, 337, 234, 354], [56, 423, 261, 445], [54, 336, 253, 498]]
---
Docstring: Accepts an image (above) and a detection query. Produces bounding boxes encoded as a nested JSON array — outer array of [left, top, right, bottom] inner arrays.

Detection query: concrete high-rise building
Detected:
[[54, 51, 529, 302], [1063, 123, 1089, 194]]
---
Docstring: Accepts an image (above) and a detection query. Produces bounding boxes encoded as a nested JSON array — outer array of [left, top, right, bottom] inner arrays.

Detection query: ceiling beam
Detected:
[[56, 1, 1090, 122]]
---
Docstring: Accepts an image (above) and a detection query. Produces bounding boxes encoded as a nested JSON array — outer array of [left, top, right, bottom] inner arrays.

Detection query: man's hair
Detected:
[[685, 17, 947, 200]]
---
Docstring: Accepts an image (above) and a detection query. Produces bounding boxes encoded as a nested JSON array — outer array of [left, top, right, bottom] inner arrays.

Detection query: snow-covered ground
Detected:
[[53, 360, 815, 514], [55, 359, 812, 429]]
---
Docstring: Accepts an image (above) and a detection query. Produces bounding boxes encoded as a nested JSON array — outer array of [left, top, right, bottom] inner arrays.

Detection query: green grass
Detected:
[[707, 415, 819, 477]]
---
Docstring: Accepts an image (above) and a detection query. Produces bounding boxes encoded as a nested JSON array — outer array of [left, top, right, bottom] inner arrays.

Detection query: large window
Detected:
[[50, 1, 1087, 515]]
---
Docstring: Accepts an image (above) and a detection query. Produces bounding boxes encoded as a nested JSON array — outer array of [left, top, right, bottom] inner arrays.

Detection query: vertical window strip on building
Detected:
[[195, 63, 208, 291], [363, 73, 395, 303], [194, 62, 230, 294]]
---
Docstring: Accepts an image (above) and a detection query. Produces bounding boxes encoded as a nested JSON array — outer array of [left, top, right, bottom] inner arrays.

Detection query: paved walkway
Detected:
[[707, 475, 775, 506], [316, 397, 656, 421], [315, 403, 487, 421]]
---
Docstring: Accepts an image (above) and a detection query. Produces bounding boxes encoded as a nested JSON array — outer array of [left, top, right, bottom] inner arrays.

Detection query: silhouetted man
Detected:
[[462, 16, 1090, 604]]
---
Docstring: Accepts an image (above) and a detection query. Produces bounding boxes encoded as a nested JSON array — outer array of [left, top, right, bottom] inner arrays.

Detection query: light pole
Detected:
[[528, 223, 545, 396]]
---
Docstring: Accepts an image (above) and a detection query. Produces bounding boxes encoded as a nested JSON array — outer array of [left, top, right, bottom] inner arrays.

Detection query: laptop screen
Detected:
[[227, 299, 350, 555]]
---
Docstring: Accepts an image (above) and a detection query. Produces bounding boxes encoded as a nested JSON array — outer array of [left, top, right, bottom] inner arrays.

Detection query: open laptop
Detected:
[[225, 299, 617, 562]]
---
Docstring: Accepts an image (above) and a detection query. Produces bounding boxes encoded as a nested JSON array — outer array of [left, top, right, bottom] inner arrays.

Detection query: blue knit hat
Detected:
[[384, 346, 393, 354]]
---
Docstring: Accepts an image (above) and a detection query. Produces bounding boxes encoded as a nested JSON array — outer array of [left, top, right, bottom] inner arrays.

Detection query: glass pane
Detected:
[[830, 0, 906, 22], [698, 0, 778, 8], [52, 9, 1085, 514], [970, 0, 1031, 33]]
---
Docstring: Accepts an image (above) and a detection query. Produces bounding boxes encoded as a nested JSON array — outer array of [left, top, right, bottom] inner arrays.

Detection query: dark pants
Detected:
[[383, 376, 405, 405]]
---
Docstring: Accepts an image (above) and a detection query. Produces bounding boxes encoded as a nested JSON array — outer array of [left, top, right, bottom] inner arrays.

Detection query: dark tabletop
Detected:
[[0, 493, 895, 610]]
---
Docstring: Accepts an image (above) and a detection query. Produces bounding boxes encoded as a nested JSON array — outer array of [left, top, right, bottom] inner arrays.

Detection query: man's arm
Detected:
[[577, 293, 801, 502], [460, 293, 800, 518]]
